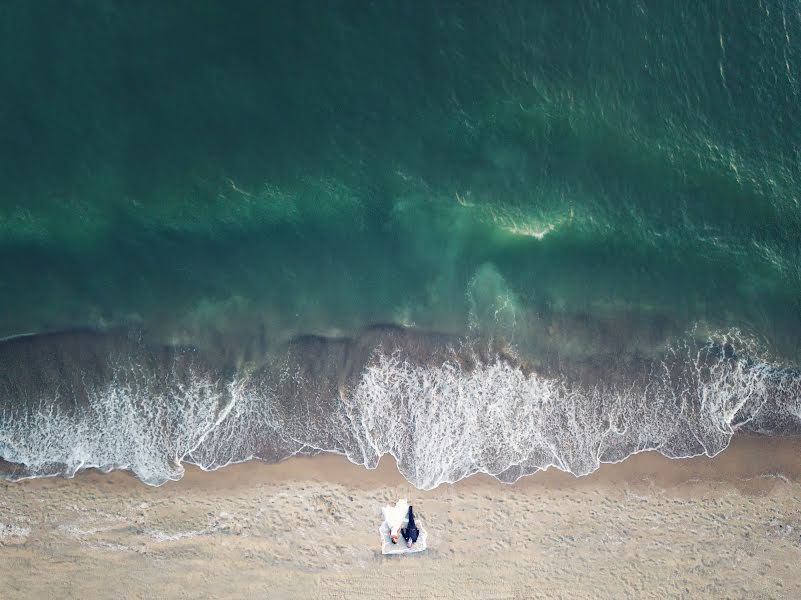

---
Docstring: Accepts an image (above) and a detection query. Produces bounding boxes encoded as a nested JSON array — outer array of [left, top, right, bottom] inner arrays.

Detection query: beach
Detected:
[[2, 2, 800, 598], [2, 436, 800, 599]]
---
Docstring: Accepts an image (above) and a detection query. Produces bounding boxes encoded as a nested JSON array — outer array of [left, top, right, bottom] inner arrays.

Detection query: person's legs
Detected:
[[406, 506, 416, 530]]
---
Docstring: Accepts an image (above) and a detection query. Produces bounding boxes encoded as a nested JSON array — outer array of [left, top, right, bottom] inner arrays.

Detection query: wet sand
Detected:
[[2, 436, 801, 599]]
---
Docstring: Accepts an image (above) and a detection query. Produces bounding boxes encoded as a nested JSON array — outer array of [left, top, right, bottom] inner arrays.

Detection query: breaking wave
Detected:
[[0, 328, 799, 489]]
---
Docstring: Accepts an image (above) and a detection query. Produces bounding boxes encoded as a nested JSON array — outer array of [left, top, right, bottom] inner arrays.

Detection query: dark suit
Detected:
[[401, 505, 420, 543]]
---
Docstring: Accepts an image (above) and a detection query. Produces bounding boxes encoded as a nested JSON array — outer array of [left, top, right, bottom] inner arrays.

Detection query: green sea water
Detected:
[[2, 0, 800, 364]]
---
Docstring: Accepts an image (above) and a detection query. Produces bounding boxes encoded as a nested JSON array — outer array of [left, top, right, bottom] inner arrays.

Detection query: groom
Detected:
[[400, 505, 420, 548]]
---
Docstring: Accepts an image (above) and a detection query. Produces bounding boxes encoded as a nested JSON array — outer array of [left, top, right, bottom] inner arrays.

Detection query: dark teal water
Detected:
[[2, 0, 800, 357], [1, 2, 800, 486]]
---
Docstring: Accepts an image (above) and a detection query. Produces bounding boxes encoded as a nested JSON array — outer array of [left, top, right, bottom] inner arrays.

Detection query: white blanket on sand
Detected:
[[378, 499, 427, 555]]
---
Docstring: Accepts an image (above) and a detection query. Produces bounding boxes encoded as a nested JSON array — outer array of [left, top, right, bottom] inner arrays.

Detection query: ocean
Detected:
[[1, 0, 799, 488]]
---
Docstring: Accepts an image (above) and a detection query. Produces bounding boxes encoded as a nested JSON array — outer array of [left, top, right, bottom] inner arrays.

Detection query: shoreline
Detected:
[[25, 433, 801, 495], [3, 435, 801, 599]]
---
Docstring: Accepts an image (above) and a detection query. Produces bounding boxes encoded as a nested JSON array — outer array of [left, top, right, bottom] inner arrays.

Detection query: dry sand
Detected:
[[2, 436, 801, 599]]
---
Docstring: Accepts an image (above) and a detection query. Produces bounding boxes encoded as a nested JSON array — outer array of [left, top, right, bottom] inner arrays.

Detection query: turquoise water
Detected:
[[3, 1, 800, 357], [1, 2, 800, 486]]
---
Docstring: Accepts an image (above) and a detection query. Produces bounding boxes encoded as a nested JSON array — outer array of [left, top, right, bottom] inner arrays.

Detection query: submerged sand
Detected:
[[2, 436, 801, 599]]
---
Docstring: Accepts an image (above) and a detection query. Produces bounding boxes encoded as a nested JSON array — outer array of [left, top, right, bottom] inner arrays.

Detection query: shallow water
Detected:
[[1, 2, 799, 487]]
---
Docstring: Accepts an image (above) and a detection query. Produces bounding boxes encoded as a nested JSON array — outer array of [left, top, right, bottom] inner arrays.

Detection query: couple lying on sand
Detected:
[[382, 499, 420, 548]]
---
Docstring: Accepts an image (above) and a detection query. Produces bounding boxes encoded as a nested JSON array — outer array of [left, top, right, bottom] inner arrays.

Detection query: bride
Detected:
[[381, 498, 409, 545]]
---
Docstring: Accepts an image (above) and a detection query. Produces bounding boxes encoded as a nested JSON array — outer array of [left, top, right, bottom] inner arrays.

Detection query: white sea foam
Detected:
[[337, 336, 799, 489], [0, 332, 798, 489], [0, 365, 242, 485]]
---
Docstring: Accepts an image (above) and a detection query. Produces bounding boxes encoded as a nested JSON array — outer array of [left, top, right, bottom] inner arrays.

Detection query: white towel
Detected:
[[378, 499, 427, 555]]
